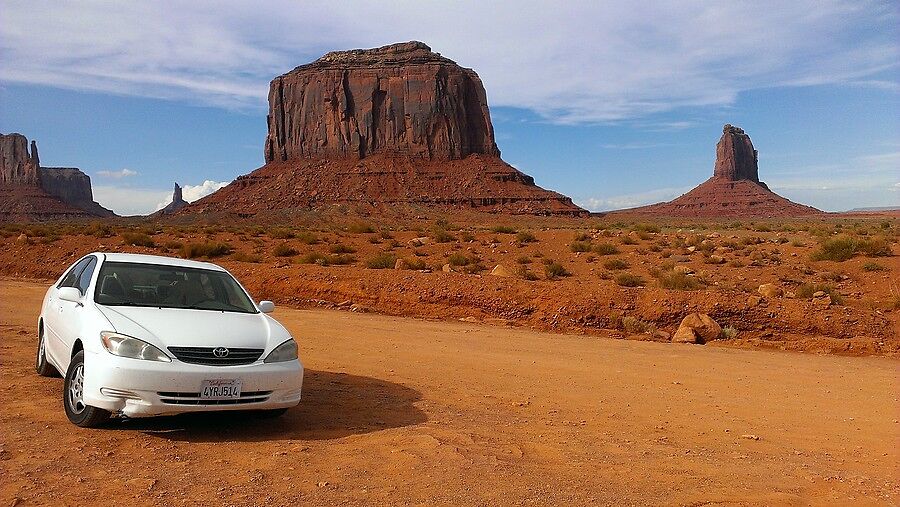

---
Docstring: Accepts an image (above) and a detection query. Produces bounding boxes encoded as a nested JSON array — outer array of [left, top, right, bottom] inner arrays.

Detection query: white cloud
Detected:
[[0, 1, 896, 122], [95, 168, 138, 179], [155, 180, 230, 211], [92, 186, 171, 217], [93, 180, 229, 216], [577, 186, 692, 212]]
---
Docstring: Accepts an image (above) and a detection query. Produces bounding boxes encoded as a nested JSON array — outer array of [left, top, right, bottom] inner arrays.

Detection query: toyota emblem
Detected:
[[212, 347, 230, 358]]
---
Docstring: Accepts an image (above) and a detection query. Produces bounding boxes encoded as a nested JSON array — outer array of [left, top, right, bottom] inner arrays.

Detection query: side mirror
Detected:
[[258, 301, 275, 313], [58, 287, 82, 303]]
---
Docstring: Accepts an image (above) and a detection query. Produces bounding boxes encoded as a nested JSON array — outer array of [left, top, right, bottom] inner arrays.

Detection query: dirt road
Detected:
[[1, 279, 897, 505]]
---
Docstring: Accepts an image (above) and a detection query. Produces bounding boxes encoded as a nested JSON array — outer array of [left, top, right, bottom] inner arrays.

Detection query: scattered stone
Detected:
[[758, 283, 783, 298], [442, 263, 452, 273], [394, 258, 408, 270], [15, 233, 28, 244], [673, 313, 722, 344], [489, 264, 513, 277], [746, 295, 763, 307], [707, 255, 726, 264], [674, 265, 695, 275], [741, 434, 761, 441]]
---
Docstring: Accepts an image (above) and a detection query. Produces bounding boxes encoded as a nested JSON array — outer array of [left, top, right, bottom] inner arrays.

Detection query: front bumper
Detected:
[[82, 350, 303, 417]]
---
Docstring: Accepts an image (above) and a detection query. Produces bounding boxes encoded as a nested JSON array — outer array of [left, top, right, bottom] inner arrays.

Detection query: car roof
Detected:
[[96, 252, 227, 272]]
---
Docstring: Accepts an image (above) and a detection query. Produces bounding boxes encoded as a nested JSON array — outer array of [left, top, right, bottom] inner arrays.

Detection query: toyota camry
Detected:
[[36, 252, 303, 427]]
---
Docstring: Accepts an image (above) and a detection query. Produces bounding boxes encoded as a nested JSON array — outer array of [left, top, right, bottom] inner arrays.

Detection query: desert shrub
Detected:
[[325, 254, 355, 265], [164, 240, 183, 250], [603, 258, 629, 270], [515, 231, 537, 243], [857, 237, 892, 257], [269, 228, 295, 239], [544, 261, 570, 280], [796, 283, 844, 305], [622, 316, 654, 334], [516, 256, 532, 264], [448, 252, 474, 266], [121, 232, 155, 247], [431, 228, 456, 243], [791, 239, 806, 247], [459, 231, 476, 242], [593, 243, 619, 255], [295, 232, 320, 244], [721, 326, 739, 339], [633, 223, 660, 234], [88, 221, 113, 238], [517, 265, 540, 281], [347, 223, 375, 234], [365, 252, 396, 269], [862, 261, 887, 272], [810, 236, 857, 261], [754, 224, 772, 232], [329, 243, 356, 254], [298, 252, 325, 264], [620, 236, 638, 245], [615, 272, 645, 287], [368, 236, 381, 244], [272, 243, 298, 257], [232, 252, 262, 263], [400, 257, 426, 270], [570, 241, 593, 253], [655, 270, 702, 290], [182, 242, 232, 259], [490, 225, 517, 234], [820, 271, 843, 282], [573, 231, 592, 242]]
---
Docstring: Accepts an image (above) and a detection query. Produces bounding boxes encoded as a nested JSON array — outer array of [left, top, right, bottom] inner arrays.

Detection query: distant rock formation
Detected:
[[154, 182, 189, 215], [265, 41, 500, 163], [0, 133, 115, 221], [1, 133, 41, 186], [187, 41, 584, 217], [616, 124, 822, 217]]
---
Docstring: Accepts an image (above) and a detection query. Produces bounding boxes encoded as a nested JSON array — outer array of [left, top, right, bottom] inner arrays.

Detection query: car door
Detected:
[[44, 256, 93, 367]]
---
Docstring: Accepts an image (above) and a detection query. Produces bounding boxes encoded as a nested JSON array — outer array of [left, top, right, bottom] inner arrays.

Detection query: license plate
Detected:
[[200, 379, 242, 400]]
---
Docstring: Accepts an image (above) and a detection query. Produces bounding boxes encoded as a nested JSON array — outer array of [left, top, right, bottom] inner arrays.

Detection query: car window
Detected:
[[76, 257, 98, 295], [58, 257, 92, 289], [93, 261, 258, 313]]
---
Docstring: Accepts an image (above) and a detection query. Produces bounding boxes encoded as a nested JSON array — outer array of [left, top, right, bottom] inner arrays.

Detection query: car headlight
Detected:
[[263, 339, 298, 363], [100, 332, 171, 362]]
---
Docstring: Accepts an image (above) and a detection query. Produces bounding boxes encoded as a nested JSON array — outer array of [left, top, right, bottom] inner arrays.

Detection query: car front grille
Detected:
[[157, 390, 272, 405], [167, 346, 264, 366]]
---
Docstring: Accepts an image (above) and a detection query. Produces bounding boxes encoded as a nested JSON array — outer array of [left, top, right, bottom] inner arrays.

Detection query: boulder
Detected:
[[674, 265, 695, 275], [758, 283, 783, 298], [489, 264, 513, 277], [394, 258, 408, 270], [673, 313, 722, 344]]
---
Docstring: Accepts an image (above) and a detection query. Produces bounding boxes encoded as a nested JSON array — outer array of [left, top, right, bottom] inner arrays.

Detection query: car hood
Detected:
[[96, 305, 288, 352]]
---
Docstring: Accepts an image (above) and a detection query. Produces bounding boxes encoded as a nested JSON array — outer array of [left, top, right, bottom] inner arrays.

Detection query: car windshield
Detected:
[[93, 261, 258, 314]]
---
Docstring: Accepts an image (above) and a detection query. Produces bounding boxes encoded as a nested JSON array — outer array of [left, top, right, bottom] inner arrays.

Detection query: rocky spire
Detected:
[[0, 133, 41, 186], [30, 140, 40, 166], [155, 182, 188, 215], [713, 124, 759, 182], [173, 182, 184, 203]]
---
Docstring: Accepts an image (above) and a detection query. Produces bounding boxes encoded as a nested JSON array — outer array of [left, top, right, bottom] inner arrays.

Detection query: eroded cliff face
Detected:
[[713, 124, 760, 182], [0, 133, 41, 186], [0, 133, 114, 220], [264, 41, 500, 163]]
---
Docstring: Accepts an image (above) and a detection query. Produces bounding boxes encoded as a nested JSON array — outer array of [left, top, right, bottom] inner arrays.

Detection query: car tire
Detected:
[[64, 351, 110, 428], [35, 328, 59, 377], [254, 408, 289, 419]]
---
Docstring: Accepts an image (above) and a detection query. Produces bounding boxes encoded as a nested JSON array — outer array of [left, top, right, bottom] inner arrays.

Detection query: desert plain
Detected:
[[0, 215, 898, 506]]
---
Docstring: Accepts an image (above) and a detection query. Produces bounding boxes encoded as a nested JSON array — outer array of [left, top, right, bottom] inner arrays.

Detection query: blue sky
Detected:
[[1, 1, 897, 214]]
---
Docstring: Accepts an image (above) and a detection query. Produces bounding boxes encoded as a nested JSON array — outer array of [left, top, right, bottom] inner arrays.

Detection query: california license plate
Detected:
[[200, 379, 242, 400]]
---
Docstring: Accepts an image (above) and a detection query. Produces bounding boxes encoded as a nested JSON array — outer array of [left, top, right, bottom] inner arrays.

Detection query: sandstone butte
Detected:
[[185, 41, 585, 217], [618, 124, 823, 218], [0, 132, 114, 221]]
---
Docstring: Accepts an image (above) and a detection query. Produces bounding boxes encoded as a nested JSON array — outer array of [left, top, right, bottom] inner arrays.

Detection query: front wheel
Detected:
[[35, 328, 59, 377], [64, 351, 110, 428]]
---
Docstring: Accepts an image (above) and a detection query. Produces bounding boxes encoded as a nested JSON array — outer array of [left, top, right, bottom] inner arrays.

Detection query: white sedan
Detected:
[[36, 252, 303, 427]]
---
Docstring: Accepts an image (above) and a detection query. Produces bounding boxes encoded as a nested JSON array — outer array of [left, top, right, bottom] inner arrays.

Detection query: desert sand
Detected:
[[2, 279, 897, 506]]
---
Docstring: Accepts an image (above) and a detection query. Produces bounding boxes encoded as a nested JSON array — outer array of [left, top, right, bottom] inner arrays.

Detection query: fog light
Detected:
[[100, 387, 141, 400]]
